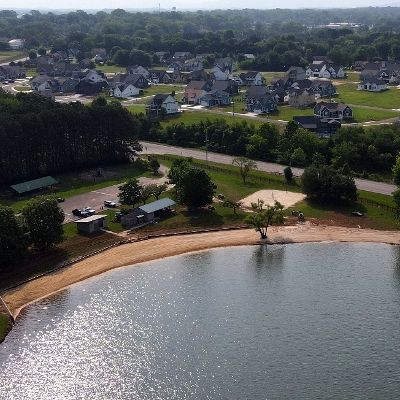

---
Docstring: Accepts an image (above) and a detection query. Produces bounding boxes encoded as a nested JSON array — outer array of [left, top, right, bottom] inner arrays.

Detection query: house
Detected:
[[126, 65, 150, 78], [189, 69, 209, 82], [286, 66, 306, 81], [314, 101, 353, 121], [198, 90, 231, 107], [167, 61, 183, 73], [210, 65, 230, 81], [92, 48, 107, 63], [182, 58, 203, 72], [239, 71, 264, 86], [243, 53, 256, 60], [211, 79, 239, 95], [146, 94, 179, 115], [306, 61, 345, 79], [82, 69, 107, 84], [155, 51, 170, 63], [244, 86, 277, 113], [110, 82, 141, 98], [250, 96, 278, 114], [113, 73, 148, 89], [76, 80, 107, 95], [309, 79, 337, 98], [75, 215, 107, 234], [8, 39, 24, 50], [56, 77, 79, 93], [148, 69, 170, 84], [357, 76, 387, 92], [287, 88, 316, 108], [353, 61, 368, 71], [30, 75, 56, 92], [173, 52, 191, 60], [121, 198, 176, 228], [293, 116, 341, 136], [215, 58, 234, 73], [183, 80, 213, 104], [0, 65, 26, 80]]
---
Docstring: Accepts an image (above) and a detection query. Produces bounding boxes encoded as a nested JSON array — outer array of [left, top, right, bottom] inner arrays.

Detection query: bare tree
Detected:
[[232, 157, 257, 184]]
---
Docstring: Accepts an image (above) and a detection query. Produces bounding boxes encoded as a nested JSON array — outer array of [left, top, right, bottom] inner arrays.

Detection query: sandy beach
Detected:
[[3, 225, 400, 320]]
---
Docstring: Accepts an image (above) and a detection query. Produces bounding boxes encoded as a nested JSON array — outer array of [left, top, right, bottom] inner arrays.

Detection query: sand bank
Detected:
[[3, 225, 400, 320]]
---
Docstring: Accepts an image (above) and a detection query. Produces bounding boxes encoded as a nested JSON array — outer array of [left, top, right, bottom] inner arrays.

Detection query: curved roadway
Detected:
[[141, 141, 396, 196]]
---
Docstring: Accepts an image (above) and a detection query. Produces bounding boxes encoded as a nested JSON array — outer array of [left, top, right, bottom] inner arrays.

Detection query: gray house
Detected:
[[121, 198, 176, 228]]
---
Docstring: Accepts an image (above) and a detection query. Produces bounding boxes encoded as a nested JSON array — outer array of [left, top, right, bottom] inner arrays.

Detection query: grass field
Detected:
[[158, 110, 265, 127], [0, 50, 25, 63], [336, 83, 400, 109], [14, 86, 31, 92], [96, 65, 125, 74], [141, 84, 184, 97]]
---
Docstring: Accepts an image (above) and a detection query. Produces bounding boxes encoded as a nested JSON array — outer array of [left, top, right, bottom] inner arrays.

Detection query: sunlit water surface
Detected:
[[1, 243, 400, 399]]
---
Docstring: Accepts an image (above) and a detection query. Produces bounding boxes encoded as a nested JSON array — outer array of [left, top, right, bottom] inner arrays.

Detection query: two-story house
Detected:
[[314, 101, 353, 121]]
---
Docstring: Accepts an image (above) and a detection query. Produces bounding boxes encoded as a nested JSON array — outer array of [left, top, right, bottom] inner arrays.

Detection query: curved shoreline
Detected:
[[3, 225, 400, 321]]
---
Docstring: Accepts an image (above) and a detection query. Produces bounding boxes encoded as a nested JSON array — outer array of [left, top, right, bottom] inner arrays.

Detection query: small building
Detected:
[[146, 94, 179, 115], [293, 116, 341, 136], [121, 198, 176, 228], [357, 76, 387, 92], [10, 176, 58, 195], [8, 39, 24, 50], [75, 215, 107, 234]]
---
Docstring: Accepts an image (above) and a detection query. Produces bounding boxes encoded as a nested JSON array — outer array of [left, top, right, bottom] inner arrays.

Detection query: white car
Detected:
[[82, 207, 96, 215]]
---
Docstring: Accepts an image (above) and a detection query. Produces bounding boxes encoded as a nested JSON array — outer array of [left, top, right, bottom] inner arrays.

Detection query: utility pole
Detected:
[[205, 129, 209, 162], [231, 100, 235, 117]]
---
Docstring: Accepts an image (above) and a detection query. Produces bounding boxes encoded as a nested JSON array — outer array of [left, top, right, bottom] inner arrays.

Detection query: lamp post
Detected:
[[231, 100, 235, 117]]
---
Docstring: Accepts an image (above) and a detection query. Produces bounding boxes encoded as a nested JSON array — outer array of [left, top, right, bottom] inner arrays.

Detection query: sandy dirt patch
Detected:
[[240, 190, 306, 209], [3, 225, 400, 321]]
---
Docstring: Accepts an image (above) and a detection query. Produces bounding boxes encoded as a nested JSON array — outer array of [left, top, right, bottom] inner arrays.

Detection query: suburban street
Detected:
[[141, 141, 397, 195]]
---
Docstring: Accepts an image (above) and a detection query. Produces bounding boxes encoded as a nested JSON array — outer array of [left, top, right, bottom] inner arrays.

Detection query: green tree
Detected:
[[290, 147, 307, 166], [22, 196, 64, 250], [118, 178, 143, 207], [28, 50, 37, 59], [0, 206, 27, 268], [232, 157, 257, 184], [222, 199, 242, 215], [245, 200, 284, 239], [284, 166, 293, 183], [179, 168, 215, 209], [150, 183, 168, 200], [392, 153, 400, 186], [149, 157, 160, 175], [140, 185, 155, 204]]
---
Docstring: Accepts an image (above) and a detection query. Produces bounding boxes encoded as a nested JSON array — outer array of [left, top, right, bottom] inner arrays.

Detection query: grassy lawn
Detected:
[[0, 162, 146, 212], [96, 65, 125, 74], [351, 106, 400, 122], [126, 103, 146, 114], [337, 83, 400, 109], [159, 110, 265, 128], [0, 314, 11, 343], [25, 68, 37, 78], [14, 86, 31, 92], [260, 71, 286, 83], [0, 50, 25, 63], [141, 84, 184, 97]]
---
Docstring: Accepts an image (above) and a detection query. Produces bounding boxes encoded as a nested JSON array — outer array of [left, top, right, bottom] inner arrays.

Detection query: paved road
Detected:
[[141, 141, 396, 196]]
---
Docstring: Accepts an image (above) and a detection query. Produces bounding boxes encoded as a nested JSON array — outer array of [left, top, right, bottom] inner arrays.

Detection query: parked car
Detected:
[[104, 200, 117, 208], [352, 211, 364, 217], [82, 207, 96, 216], [57, 197, 65, 203], [72, 208, 81, 216]]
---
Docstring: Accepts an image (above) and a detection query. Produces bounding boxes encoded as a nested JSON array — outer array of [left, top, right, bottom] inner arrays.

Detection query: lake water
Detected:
[[1, 243, 400, 399]]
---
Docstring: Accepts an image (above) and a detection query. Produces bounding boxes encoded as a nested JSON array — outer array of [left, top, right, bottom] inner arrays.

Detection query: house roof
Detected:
[[75, 215, 107, 223], [314, 101, 350, 112], [211, 79, 237, 91], [240, 71, 260, 79], [246, 85, 268, 98], [139, 198, 176, 214], [186, 80, 211, 90], [11, 176, 58, 194], [151, 93, 173, 105]]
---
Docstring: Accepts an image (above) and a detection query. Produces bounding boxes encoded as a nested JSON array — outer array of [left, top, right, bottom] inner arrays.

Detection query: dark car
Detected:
[[72, 208, 81, 216], [57, 197, 65, 203]]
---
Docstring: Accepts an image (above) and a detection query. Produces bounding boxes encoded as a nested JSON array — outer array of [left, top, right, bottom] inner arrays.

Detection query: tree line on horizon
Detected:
[[3, 8, 400, 71]]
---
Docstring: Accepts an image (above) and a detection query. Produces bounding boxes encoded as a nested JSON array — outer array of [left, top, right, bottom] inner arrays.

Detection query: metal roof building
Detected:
[[10, 176, 58, 194], [139, 198, 176, 214]]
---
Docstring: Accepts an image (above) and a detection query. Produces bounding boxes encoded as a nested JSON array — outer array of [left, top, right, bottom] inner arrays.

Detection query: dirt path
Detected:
[[3, 225, 400, 320]]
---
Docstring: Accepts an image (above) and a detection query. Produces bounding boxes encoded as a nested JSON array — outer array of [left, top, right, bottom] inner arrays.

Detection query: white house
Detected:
[[8, 39, 24, 50], [84, 69, 107, 84], [306, 61, 345, 79], [211, 66, 230, 81], [147, 94, 179, 115], [358, 77, 387, 92], [110, 83, 140, 98], [238, 71, 264, 86]]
